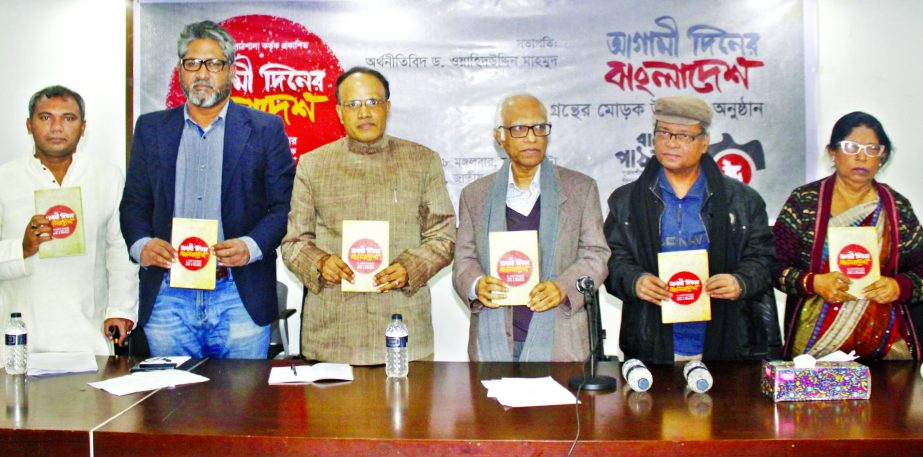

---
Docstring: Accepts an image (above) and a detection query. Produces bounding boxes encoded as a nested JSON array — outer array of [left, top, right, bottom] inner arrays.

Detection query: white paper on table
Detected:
[[481, 379, 503, 397], [480, 376, 579, 407], [268, 363, 354, 385], [88, 369, 209, 396], [27, 352, 98, 376]]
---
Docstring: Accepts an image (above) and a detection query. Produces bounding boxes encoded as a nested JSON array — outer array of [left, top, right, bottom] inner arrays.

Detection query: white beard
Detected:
[[182, 79, 230, 108]]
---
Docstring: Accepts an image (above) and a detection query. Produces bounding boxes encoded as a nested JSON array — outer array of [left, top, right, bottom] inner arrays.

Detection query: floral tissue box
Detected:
[[761, 360, 870, 402]]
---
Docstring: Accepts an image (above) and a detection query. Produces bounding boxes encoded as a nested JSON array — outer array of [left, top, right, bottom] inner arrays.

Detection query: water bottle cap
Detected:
[[391, 313, 402, 320], [10, 312, 21, 318], [638, 378, 650, 390], [696, 379, 709, 392]]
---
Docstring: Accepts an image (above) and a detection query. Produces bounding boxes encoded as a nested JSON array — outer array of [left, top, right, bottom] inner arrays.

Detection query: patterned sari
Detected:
[[791, 199, 912, 359]]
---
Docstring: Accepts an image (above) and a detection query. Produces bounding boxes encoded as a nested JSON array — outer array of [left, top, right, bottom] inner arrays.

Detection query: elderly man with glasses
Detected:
[[603, 95, 779, 365], [282, 67, 455, 365], [452, 93, 610, 362], [120, 20, 295, 358]]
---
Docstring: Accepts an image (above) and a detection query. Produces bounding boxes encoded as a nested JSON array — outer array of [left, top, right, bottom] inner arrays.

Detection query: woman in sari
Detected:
[[774, 111, 923, 360]]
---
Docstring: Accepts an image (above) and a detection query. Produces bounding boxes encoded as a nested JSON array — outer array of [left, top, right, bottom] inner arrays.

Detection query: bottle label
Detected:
[[624, 364, 646, 380], [5, 334, 26, 346], [386, 335, 408, 348], [622, 359, 645, 378], [684, 361, 708, 379]]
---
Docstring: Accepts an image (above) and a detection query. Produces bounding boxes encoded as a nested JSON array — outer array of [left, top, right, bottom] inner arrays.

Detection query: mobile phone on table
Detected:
[[130, 357, 178, 372]]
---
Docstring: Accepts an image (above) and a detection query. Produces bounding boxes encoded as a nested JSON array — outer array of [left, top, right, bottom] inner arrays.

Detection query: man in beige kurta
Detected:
[[282, 67, 455, 364]]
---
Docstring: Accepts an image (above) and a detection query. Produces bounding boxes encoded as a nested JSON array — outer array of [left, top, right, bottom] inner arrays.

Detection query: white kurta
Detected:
[[0, 153, 138, 357]]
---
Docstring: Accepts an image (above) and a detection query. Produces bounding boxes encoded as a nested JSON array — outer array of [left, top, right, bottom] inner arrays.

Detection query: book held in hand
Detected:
[[170, 218, 218, 290], [341, 220, 389, 292], [828, 227, 880, 299], [658, 249, 711, 324], [35, 187, 85, 258], [489, 230, 540, 306]]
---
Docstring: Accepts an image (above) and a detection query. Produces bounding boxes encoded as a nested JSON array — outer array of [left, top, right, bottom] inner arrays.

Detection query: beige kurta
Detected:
[[282, 135, 455, 365]]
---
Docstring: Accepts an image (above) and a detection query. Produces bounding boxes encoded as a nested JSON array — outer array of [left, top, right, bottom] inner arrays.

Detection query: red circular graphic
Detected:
[[837, 243, 873, 279], [667, 271, 703, 305], [714, 150, 754, 184], [496, 250, 533, 287], [44, 205, 78, 239], [166, 15, 344, 160], [347, 239, 384, 274], [177, 237, 211, 271]]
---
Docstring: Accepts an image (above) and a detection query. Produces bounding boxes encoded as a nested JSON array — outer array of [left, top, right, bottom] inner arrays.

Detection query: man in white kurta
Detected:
[[0, 86, 137, 359]]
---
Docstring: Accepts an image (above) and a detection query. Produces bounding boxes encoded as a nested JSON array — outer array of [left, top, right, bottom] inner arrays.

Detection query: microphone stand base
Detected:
[[568, 375, 618, 391]]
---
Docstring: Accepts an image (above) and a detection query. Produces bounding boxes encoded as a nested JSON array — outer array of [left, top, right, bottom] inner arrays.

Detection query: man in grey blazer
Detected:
[[452, 94, 610, 362]]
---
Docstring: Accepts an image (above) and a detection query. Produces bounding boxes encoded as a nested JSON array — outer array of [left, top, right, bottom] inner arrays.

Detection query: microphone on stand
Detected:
[[576, 275, 593, 294], [568, 276, 617, 391]]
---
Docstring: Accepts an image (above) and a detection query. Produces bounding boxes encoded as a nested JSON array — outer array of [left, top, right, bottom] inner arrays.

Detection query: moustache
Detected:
[[191, 80, 215, 90]]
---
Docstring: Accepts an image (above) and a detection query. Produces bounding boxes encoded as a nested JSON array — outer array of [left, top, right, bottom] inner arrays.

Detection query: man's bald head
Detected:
[[494, 93, 547, 128]]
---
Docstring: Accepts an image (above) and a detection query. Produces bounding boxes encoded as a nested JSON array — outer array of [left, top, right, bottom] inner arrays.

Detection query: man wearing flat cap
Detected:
[[603, 95, 779, 364]]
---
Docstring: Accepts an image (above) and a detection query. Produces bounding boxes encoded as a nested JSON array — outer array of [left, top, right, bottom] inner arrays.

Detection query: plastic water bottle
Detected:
[[385, 314, 409, 378], [4, 313, 27, 375], [683, 360, 713, 393], [5, 373, 27, 425], [621, 359, 652, 392], [386, 376, 408, 430]]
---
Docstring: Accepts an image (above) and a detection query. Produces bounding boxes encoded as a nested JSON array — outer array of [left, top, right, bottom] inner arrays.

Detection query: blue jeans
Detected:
[[513, 340, 524, 361], [145, 276, 269, 359]]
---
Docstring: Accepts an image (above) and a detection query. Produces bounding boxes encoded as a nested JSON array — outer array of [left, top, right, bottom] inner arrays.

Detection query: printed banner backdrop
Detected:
[[137, 0, 810, 360], [138, 0, 807, 217]]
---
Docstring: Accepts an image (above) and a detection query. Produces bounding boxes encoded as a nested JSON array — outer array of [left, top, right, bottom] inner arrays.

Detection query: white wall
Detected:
[[0, 0, 126, 170], [2, 0, 920, 361], [815, 0, 923, 200]]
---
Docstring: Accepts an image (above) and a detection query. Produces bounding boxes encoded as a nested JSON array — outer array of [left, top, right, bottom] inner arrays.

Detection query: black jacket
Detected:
[[603, 156, 781, 364]]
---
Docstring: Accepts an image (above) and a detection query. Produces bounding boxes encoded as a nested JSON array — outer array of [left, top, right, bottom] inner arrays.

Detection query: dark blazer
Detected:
[[120, 102, 295, 327]]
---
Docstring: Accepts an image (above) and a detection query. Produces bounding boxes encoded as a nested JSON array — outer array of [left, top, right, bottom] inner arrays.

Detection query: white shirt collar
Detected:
[[507, 163, 541, 194], [505, 163, 542, 216]]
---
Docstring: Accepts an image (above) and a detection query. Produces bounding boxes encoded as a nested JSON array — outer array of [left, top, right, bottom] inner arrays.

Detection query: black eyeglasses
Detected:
[[498, 123, 552, 138], [181, 58, 229, 73], [653, 129, 706, 144]]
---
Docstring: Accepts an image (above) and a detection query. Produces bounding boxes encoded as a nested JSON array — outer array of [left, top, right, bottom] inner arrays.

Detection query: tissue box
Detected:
[[761, 360, 870, 402]]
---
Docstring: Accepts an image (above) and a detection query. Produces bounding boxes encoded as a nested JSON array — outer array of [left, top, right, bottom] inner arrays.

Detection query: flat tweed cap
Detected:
[[653, 96, 712, 129]]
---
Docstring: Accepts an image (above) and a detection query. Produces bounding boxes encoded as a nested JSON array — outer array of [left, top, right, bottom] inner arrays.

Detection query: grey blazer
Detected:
[[452, 164, 610, 361]]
